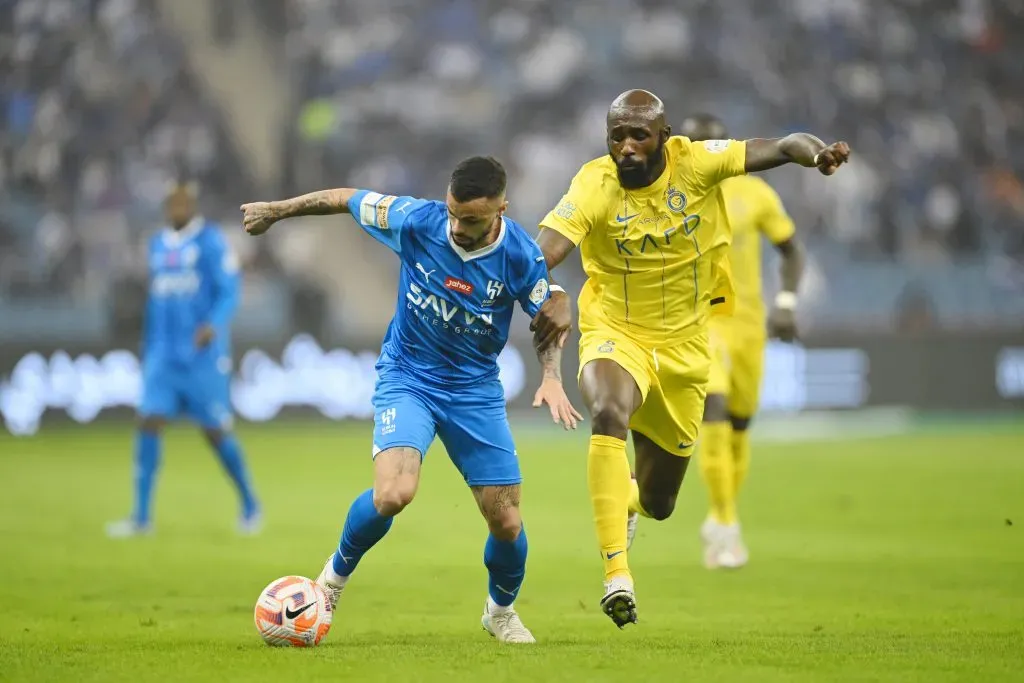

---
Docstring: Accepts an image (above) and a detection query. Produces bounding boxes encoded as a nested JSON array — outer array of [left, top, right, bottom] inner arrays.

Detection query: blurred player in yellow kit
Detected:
[[681, 113, 806, 571], [530, 90, 849, 627]]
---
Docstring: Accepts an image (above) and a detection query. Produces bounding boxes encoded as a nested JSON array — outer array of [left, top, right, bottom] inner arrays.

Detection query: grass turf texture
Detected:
[[1, 421, 1022, 682]]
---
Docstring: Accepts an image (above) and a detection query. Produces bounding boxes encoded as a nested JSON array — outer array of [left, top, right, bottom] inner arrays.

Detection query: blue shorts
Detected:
[[139, 357, 233, 430], [372, 366, 520, 487]]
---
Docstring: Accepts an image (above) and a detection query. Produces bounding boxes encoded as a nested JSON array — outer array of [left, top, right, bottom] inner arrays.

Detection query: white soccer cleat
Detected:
[[481, 601, 536, 644], [314, 555, 349, 610], [105, 519, 152, 539], [600, 576, 637, 628], [701, 519, 749, 570], [626, 511, 639, 550]]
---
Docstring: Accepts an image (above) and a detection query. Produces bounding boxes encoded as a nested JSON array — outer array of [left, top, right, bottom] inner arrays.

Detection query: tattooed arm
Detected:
[[240, 188, 359, 236], [531, 327, 582, 429]]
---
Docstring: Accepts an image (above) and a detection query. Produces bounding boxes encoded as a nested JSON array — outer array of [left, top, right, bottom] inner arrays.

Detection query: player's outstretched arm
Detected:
[[530, 228, 577, 352], [744, 135, 851, 175], [240, 188, 360, 236]]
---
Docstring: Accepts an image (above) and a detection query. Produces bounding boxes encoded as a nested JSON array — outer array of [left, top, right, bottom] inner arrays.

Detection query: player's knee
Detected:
[[138, 416, 164, 434], [487, 512, 522, 543], [641, 492, 677, 521], [730, 414, 752, 432], [703, 393, 728, 423], [589, 399, 631, 439], [373, 482, 416, 517], [202, 428, 226, 446]]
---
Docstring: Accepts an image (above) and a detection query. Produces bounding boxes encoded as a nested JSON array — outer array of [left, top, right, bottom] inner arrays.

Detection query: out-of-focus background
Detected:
[[2, 3, 1023, 681], [1, 0, 1022, 430]]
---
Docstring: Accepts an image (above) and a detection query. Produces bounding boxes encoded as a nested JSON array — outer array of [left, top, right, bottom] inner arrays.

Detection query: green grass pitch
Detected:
[[1, 420, 1022, 682]]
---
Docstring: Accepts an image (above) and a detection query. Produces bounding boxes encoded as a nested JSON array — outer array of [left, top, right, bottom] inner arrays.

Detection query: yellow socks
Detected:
[[698, 421, 737, 525], [628, 477, 652, 518], [732, 428, 751, 497], [587, 434, 632, 582]]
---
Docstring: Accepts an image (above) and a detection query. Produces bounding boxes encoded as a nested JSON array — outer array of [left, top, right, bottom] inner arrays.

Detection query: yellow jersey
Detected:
[[541, 136, 747, 347], [718, 175, 795, 330]]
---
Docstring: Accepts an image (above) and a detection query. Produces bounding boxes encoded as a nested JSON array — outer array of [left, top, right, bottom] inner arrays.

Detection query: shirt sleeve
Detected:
[[539, 167, 597, 246], [689, 138, 748, 190], [347, 191, 429, 254], [203, 230, 241, 329], [756, 181, 797, 245], [516, 240, 552, 319]]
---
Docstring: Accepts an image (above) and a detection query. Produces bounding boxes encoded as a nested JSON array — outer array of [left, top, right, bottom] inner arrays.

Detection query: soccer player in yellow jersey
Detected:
[[680, 113, 805, 571], [530, 90, 850, 628]]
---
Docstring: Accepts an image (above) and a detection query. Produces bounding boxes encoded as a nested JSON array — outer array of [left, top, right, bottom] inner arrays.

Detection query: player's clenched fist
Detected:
[[530, 290, 573, 352], [239, 202, 279, 236], [814, 142, 851, 176]]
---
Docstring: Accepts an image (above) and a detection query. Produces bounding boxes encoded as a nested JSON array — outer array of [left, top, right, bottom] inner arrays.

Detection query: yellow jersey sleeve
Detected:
[[689, 138, 747, 190], [756, 180, 796, 245], [539, 167, 600, 246]]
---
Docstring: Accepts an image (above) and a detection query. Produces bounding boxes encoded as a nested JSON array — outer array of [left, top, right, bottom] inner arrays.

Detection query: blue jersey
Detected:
[[144, 218, 240, 366], [348, 191, 551, 387]]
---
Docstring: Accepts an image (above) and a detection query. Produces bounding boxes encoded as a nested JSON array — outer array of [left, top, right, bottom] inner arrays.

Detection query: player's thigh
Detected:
[[182, 359, 234, 432], [470, 484, 522, 541], [371, 370, 438, 461], [578, 330, 649, 436], [437, 380, 521, 488], [372, 446, 423, 514], [629, 335, 710, 458], [138, 361, 182, 422], [727, 328, 766, 420]]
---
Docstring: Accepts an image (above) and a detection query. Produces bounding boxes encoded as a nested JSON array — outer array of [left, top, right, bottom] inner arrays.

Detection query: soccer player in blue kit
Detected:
[[106, 182, 261, 538], [240, 157, 581, 643]]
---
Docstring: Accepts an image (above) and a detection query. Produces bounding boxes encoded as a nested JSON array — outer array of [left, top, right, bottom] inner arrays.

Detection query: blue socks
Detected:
[[212, 433, 259, 517], [329, 488, 529, 609], [484, 525, 528, 607], [131, 430, 161, 526], [333, 488, 394, 576]]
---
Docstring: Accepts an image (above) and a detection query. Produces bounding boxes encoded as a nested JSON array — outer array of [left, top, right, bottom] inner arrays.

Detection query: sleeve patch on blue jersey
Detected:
[[376, 195, 396, 229], [359, 192, 385, 227], [529, 278, 549, 305]]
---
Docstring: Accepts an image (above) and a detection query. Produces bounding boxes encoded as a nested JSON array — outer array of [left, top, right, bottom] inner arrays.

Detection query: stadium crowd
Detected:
[[2, 0, 1023, 327]]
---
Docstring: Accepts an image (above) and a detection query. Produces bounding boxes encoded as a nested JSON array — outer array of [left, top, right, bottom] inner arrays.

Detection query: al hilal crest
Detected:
[[667, 187, 687, 214]]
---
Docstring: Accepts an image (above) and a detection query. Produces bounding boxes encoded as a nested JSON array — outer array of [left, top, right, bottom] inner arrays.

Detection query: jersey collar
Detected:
[[446, 217, 507, 262], [162, 216, 204, 248]]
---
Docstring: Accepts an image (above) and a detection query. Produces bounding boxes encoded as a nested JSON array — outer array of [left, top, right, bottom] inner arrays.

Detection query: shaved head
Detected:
[[606, 89, 671, 189], [680, 113, 728, 142], [607, 89, 666, 127]]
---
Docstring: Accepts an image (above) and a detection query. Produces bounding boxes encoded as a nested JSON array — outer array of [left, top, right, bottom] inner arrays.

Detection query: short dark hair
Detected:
[[449, 156, 507, 202]]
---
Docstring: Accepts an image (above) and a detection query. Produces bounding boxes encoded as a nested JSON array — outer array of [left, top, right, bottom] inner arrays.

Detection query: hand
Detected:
[[240, 202, 280, 236], [532, 378, 584, 430], [815, 142, 851, 176], [530, 290, 572, 352], [194, 324, 215, 349], [767, 306, 798, 343]]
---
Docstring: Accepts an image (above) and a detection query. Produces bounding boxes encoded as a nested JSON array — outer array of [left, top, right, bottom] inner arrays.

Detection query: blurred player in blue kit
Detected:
[[106, 182, 261, 538], [240, 157, 581, 643]]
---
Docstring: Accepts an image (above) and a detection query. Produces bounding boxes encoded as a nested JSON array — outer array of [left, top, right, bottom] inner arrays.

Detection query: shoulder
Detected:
[[199, 221, 228, 245], [503, 218, 544, 261]]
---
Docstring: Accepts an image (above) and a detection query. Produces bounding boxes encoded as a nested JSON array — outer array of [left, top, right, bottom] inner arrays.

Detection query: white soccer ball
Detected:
[[254, 575, 333, 646]]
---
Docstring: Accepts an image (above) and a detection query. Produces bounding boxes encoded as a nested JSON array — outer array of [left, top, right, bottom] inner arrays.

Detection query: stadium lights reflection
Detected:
[[0, 334, 527, 436]]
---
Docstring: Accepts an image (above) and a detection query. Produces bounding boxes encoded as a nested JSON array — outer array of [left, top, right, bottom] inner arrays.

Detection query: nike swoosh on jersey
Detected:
[[615, 213, 640, 223], [606, 550, 624, 560]]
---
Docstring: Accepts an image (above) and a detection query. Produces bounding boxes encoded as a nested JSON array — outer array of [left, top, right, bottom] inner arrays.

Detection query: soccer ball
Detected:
[[254, 575, 333, 646]]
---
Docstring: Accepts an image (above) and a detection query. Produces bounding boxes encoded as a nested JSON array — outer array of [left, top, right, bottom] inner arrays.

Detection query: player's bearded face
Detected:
[[446, 194, 507, 251], [165, 191, 196, 230], [608, 129, 666, 189]]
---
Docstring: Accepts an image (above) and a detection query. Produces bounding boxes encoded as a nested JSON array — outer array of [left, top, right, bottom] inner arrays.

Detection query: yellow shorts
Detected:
[[708, 320, 766, 418], [579, 328, 711, 457]]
